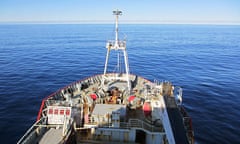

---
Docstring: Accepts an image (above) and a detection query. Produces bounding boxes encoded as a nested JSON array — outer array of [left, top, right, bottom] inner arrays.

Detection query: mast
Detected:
[[113, 10, 121, 47], [102, 10, 131, 92]]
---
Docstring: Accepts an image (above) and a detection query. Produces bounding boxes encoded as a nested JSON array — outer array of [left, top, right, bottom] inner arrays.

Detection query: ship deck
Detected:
[[164, 96, 189, 144]]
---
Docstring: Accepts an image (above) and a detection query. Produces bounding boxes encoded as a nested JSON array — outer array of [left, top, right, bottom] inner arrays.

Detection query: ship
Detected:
[[17, 10, 194, 144]]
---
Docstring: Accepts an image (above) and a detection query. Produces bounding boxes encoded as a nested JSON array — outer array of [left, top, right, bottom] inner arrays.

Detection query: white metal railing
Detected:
[[17, 118, 44, 144], [128, 119, 164, 133], [85, 117, 160, 132], [129, 119, 151, 131], [18, 105, 73, 143], [62, 116, 72, 136]]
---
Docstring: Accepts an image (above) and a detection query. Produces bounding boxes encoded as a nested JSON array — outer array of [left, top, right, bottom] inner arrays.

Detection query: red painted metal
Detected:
[[36, 99, 46, 121]]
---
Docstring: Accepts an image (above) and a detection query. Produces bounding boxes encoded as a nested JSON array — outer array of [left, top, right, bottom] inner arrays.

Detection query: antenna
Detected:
[[113, 10, 122, 46], [113, 10, 122, 16]]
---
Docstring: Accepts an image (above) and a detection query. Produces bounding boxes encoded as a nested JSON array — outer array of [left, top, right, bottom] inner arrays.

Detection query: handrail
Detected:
[[37, 99, 47, 121], [34, 124, 63, 127], [95, 119, 164, 135], [128, 119, 164, 133], [17, 118, 44, 144], [18, 116, 73, 144]]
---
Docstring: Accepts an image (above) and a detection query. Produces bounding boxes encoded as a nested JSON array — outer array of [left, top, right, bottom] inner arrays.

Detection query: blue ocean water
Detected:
[[0, 24, 240, 144]]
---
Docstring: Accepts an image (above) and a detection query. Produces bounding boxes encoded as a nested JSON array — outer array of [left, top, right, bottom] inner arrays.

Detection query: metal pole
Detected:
[[104, 47, 110, 75]]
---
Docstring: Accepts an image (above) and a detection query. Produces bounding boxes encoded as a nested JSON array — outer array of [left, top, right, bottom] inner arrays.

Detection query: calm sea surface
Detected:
[[0, 24, 239, 144]]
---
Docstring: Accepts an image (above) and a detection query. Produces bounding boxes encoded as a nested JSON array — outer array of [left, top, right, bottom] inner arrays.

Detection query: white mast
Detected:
[[102, 10, 131, 92], [114, 10, 121, 46]]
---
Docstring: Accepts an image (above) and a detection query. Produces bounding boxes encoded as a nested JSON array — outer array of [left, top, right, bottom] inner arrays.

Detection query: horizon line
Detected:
[[1, 20, 240, 25]]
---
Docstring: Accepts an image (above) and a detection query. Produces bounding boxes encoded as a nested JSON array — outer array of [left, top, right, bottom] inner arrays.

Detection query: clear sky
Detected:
[[0, 0, 240, 24]]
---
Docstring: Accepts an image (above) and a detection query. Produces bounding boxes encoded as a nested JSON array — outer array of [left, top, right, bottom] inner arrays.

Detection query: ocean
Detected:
[[0, 24, 239, 144]]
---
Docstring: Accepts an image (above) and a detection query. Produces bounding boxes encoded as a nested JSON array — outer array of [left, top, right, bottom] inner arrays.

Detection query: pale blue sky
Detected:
[[0, 0, 240, 24]]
